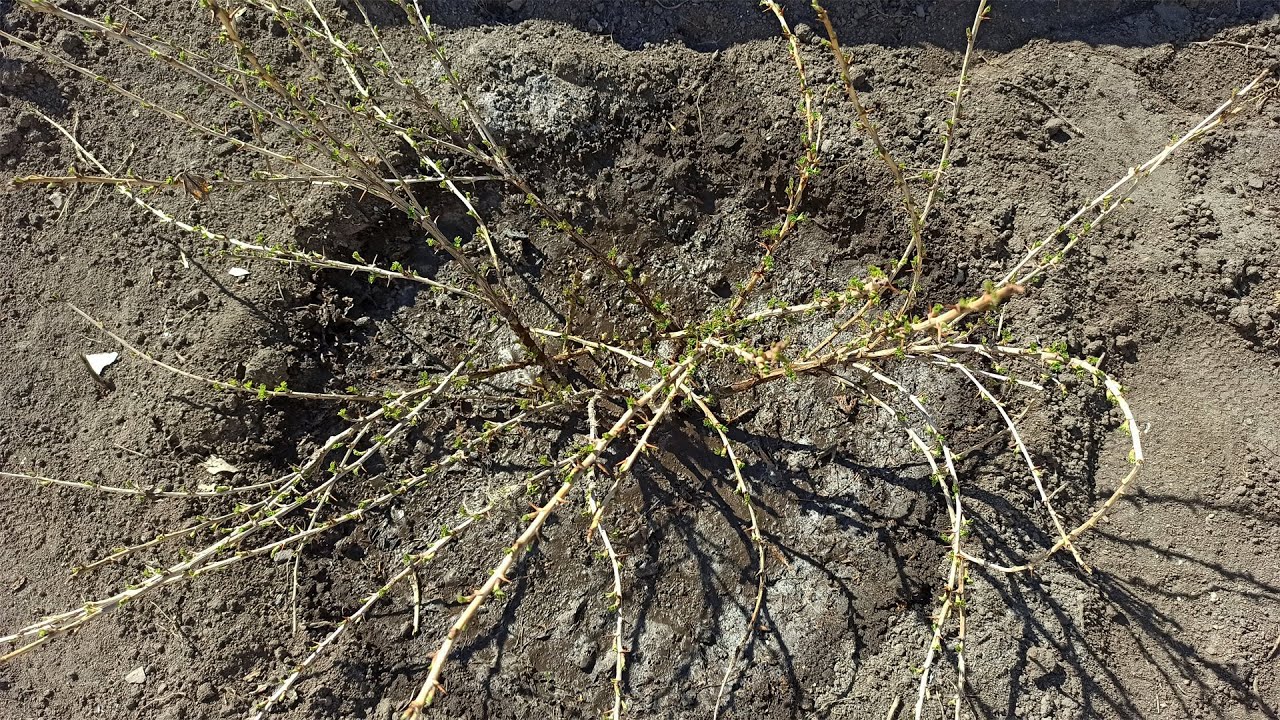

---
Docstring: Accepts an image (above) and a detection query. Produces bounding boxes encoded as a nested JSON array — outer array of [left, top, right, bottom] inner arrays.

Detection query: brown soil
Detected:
[[2, 2, 1280, 720]]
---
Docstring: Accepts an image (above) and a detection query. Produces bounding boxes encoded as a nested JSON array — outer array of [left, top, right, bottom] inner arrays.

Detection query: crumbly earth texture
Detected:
[[2, 1, 1279, 719]]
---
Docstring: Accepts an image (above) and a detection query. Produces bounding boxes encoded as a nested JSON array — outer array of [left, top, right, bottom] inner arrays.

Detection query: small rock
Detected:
[[793, 22, 815, 44], [0, 59, 30, 91], [1114, 335, 1138, 354], [587, 18, 604, 33], [573, 635, 597, 671], [915, 4, 927, 17], [713, 131, 742, 152], [506, 0, 525, 9], [696, 618, 716, 645], [17, 111, 41, 130], [195, 682, 217, 703], [1195, 247, 1225, 269], [49, 192, 65, 210], [156, 707, 187, 720], [124, 666, 147, 684], [179, 290, 208, 310], [635, 559, 661, 578], [55, 30, 86, 56], [0, 129, 18, 158], [1025, 645, 1059, 680], [1228, 304, 1256, 333], [242, 347, 289, 387], [1248, 177, 1265, 191], [1044, 117, 1070, 141], [849, 66, 872, 91]]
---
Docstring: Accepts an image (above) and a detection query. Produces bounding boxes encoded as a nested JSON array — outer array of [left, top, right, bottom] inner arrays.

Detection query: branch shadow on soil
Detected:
[[630, 435, 759, 712], [651, 420, 1280, 720], [635, 420, 946, 716], [956, 495, 1280, 720]]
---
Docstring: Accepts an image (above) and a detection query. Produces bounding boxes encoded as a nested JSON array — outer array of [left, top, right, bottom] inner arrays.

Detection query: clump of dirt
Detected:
[[2, 3, 1280, 720]]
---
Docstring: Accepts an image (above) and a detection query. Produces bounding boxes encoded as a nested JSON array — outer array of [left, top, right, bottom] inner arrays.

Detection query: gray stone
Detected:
[[713, 132, 742, 152], [849, 66, 872, 91], [573, 635, 597, 670], [179, 290, 208, 310], [1228, 304, 1256, 333], [55, 30, 86, 56], [0, 59, 30, 91], [242, 347, 290, 387]]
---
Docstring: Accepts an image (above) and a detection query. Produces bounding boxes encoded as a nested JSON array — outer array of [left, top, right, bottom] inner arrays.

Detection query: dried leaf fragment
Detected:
[[201, 456, 239, 475]]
